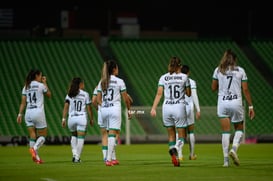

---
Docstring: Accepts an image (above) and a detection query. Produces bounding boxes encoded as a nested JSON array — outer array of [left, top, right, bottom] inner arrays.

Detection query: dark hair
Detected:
[[68, 77, 82, 98], [101, 60, 117, 91], [181, 65, 190, 74], [25, 69, 41, 89]]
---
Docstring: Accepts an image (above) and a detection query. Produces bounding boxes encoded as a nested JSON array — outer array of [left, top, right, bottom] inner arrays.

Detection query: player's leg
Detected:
[[106, 130, 116, 166], [27, 126, 38, 162], [70, 132, 78, 162], [111, 130, 120, 165], [176, 131, 183, 160], [167, 126, 180, 166], [229, 122, 243, 166], [74, 130, 86, 163], [220, 117, 231, 167], [74, 117, 88, 163], [100, 128, 108, 161], [176, 127, 186, 162], [187, 124, 197, 160], [33, 128, 47, 163]]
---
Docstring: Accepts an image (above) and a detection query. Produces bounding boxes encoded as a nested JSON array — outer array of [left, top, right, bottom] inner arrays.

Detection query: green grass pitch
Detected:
[[0, 143, 273, 181]]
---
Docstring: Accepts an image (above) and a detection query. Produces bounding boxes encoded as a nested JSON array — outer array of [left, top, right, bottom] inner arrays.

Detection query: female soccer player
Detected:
[[97, 60, 131, 166], [150, 56, 191, 167], [212, 49, 255, 167], [178, 65, 201, 161], [92, 85, 133, 162], [61, 77, 94, 163], [17, 69, 51, 164]]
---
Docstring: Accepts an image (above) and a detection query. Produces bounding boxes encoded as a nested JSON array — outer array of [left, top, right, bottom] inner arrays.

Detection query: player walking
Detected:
[[212, 49, 255, 167]]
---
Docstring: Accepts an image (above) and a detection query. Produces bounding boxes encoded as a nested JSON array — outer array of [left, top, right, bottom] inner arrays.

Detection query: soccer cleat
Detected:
[[29, 148, 37, 162], [179, 157, 184, 161], [229, 149, 240, 166], [35, 159, 44, 164], [222, 162, 229, 167], [105, 160, 113, 166], [112, 160, 119, 165], [73, 158, 81, 163], [169, 148, 180, 167], [189, 154, 197, 160]]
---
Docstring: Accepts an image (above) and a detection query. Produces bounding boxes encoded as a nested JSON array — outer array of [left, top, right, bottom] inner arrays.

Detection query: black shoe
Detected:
[[73, 158, 81, 163]]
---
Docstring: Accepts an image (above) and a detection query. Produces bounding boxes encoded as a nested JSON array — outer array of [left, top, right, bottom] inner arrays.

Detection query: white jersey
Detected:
[[185, 79, 199, 108], [22, 80, 48, 128], [212, 66, 247, 122], [97, 75, 126, 130], [212, 66, 247, 102], [185, 78, 200, 125], [159, 72, 190, 128], [159, 72, 190, 104], [22, 80, 48, 110], [97, 75, 126, 108], [64, 89, 91, 118]]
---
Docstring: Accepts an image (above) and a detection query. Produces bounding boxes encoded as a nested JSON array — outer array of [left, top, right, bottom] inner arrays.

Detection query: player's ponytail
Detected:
[[101, 61, 109, 91], [218, 49, 237, 74], [68, 77, 82, 98], [25, 69, 41, 90], [168, 56, 181, 74], [101, 60, 117, 91]]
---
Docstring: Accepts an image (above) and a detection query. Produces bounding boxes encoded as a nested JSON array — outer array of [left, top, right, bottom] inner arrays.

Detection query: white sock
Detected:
[[106, 135, 116, 161], [232, 131, 243, 152], [189, 133, 195, 156], [76, 137, 85, 160], [33, 136, 45, 150], [29, 139, 36, 148], [102, 146, 108, 160], [71, 136, 77, 157], [112, 145, 117, 160], [176, 138, 184, 157], [222, 133, 230, 157]]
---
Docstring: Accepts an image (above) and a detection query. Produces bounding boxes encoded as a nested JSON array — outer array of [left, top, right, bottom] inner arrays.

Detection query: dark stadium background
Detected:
[[1, 1, 272, 145], [1, 1, 272, 40]]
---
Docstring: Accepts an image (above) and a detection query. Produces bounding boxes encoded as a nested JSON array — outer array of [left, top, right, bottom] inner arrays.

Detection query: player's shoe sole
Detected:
[[229, 150, 240, 166], [169, 148, 180, 167]]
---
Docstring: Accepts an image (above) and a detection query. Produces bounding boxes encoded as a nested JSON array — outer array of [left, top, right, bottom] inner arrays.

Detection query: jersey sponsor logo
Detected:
[[164, 76, 183, 81], [31, 85, 39, 89], [222, 94, 238, 101], [165, 100, 180, 104], [103, 103, 114, 107], [110, 80, 117, 84]]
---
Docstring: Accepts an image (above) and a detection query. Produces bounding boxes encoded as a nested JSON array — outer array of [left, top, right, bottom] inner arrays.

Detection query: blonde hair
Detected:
[[218, 49, 237, 74], [101, 60, 117, 91], [168, 56, 182, 74]]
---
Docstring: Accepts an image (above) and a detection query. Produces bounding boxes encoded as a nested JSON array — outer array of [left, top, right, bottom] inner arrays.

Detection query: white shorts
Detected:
[[97, 107, 107, 129], [101, 106, 121, 131], [162, 103, 187, 128], [217, 99, 244, 123], [25, 108, 47, 129], [68, 114, 87, 132]]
